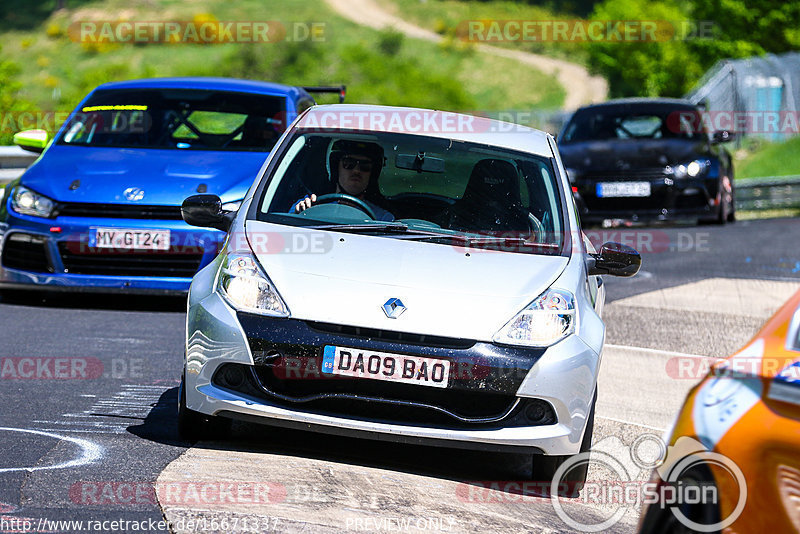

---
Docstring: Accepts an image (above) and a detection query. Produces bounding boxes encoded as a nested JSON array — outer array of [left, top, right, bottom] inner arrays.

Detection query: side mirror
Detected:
[[13, 129, 49, 154], [587, 242, 641, 277], [711, 130, 733, 144], [181, 194, 234, 232]]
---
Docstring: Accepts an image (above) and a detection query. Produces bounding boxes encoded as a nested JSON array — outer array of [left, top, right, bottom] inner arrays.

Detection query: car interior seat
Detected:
[[449, 158, 530, 233]]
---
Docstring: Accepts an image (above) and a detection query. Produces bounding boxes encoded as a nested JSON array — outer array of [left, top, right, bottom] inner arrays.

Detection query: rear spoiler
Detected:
[[302, 85, 347, 103]]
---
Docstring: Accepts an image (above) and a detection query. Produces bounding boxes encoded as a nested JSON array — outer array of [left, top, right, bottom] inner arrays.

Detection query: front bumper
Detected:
[[185, 286, 600, 456], [574, 175, 719, 224], [0, 210, 224, 292]]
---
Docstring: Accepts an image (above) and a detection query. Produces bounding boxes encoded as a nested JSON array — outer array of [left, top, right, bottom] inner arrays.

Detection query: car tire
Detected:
[[726, 192, 736, 223], [714, 177, 735, 225], [530, 391, 595, 498], [714, 205, 727, 225], [178, 371, 232, 442], [637, 462, 720, 534]]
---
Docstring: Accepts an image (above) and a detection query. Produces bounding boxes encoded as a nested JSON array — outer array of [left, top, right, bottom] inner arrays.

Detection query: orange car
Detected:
[[638, 289, 800, 534]]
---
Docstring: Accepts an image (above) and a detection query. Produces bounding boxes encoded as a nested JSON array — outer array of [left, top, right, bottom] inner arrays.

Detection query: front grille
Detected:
[[213, 363, 546, 429], [57, 243, 202, 277], [306, 321, 475, 350], [253, 360, 514, 420], [2, 233, 52, 273], [55, 203, 183, 220]]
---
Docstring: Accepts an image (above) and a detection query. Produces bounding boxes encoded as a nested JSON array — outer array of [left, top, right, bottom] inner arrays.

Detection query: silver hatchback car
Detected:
[[178, 104, 640, 493]]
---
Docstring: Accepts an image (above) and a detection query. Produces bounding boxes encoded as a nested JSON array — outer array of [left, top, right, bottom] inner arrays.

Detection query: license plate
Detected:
[[596, 181, 651, 198], [321, 345, 451, 388], [92, 228, 170, 250]]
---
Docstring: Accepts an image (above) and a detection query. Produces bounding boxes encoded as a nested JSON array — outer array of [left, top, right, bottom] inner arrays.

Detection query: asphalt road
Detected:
[[0, 295, 187, 532], [1, 217, 799, 533]]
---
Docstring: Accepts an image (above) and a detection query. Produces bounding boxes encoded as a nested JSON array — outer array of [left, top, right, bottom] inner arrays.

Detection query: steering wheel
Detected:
[[528, 213, 545, 243], [313, 194, 377, 219]]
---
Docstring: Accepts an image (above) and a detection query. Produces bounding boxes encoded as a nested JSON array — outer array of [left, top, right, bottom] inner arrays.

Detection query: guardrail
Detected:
[[735, 175, 800, 211], [0, 146, 37, 169], [0, 146, 36, 187]]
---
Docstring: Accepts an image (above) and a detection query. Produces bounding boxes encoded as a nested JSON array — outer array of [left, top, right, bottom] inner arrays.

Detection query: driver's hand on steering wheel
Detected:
[[294, 194, 317, 213]]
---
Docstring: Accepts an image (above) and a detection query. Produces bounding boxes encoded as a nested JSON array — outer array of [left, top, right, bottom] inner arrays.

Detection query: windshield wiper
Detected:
[[408, 233, 558, 248], [462, 236, 558, 247], [306, 224, 560, 250], [308, 223, 471, 240], [307, 222, 410, 233]]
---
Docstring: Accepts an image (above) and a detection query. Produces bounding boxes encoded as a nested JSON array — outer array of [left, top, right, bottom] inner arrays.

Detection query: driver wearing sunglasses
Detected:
[[293, 140, 394, 221]]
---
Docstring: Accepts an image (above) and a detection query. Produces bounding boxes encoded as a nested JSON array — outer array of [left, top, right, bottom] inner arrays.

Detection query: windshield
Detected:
[[560, 104, 707, 143], [256, 130, 567, 255], [57, 88, 287, 151]]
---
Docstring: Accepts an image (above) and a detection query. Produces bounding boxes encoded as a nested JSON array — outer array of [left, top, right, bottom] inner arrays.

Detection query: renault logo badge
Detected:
[[382, 298, 406, 319]]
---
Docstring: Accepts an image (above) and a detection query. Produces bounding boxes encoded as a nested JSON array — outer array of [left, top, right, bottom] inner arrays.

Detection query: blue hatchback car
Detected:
[[0, 77, 341, 294]]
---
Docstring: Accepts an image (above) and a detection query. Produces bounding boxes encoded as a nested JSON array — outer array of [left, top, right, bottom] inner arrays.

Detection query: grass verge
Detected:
[[734, 136, 800, 180], [0, 0, 563, 142], [374, 0, 589, 64]]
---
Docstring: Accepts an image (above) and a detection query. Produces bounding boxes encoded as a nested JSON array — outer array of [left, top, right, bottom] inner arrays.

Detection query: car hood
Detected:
[[245, 220, 570, 342], [20, 145, 268, 204], [559, 139, 711, 172]]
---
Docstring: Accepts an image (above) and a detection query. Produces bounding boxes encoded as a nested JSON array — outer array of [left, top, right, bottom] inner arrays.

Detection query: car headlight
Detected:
[[493, 289, 575, 347], [11, 185, 55, 218], [216, 251, 289, 317], [672, 160, 707, 179], [221, 200, 243, 212]]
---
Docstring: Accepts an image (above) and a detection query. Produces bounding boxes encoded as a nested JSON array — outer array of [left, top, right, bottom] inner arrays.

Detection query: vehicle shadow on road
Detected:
[[126, 387, 187, 447], [130, 390, 552, 500], [0, 289, 186, 312]]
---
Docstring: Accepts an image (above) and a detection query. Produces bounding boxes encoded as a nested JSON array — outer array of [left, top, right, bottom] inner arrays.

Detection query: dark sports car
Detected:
[[558, 98, 735, 225]]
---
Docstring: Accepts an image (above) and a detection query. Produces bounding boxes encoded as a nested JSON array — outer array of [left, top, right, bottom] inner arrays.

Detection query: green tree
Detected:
[[586, 0, 800, 97], [586, 0, 704, 97], [0, 47, 33, 145], [688, 0, 800, 60]]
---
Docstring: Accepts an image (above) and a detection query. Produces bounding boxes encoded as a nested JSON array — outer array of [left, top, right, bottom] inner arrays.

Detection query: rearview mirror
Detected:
[[13, 129, 49, 154], [587, 242, 641, 277], [396, 152, 445, 173], [181, 194, 234, 232]]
